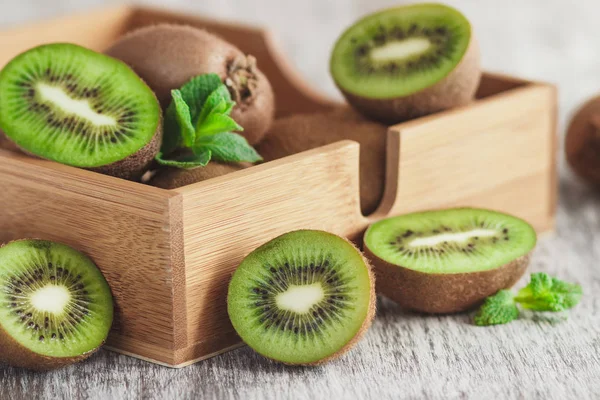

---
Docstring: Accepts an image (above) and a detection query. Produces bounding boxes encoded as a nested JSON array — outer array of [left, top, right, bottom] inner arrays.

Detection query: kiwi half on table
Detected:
[[330, 3, 481, 123], [0, 240, 113, 370], [364, 208, 536, 314], [0, 43, 162, 180], [228, 230, 375, 365], [106, 24, 275, 145]]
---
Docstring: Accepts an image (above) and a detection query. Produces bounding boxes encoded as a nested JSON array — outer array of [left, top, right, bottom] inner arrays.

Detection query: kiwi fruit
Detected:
[[106, 24, 275, 145], [149, 161, 247, 189], [330, 3, 481, 124], [256, 108, 387, 215], [363, 208, 536, 314], [0, 239, 113, 370], [228, 230, 375, 365], [0, 43, 162, 180], [566, 96, 600, 185]]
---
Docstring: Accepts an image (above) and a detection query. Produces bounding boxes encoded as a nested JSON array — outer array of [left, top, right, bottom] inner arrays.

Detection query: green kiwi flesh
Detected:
[[364, 208, 536, 313], [0, 239, 113, 370], [228, 230, 375, 365], [0, 43, 162, 179], [330, 3, 480, 123]]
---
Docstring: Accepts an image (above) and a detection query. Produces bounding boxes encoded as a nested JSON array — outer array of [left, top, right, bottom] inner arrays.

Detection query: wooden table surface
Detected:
[[1, 1, 600, 399]]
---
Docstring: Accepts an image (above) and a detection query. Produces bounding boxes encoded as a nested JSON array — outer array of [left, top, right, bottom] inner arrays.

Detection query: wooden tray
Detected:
[[0, 5, 557, 367]]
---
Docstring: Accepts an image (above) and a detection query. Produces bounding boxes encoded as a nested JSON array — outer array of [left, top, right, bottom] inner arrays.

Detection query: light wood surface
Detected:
[[0, 6, 557, 367]]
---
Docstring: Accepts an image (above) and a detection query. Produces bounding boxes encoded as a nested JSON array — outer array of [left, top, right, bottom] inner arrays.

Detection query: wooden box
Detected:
[[0, 6, 557, 367]]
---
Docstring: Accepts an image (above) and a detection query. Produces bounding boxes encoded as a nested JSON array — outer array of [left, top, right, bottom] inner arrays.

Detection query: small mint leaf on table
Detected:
[[474, 289, 519, 326], [196, 132, 262, 163], [514, 272, 583, 312], [157, 73, 262, 167]]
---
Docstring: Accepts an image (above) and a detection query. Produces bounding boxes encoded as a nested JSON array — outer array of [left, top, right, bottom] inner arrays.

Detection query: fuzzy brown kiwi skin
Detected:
[[338, 37, 481, 124], [0, 130, 19, 152], [0, 329, 100, 370], [364, 244, 530, 314], [149, 161, 246, 189], [256, 108, 387, 215], [105, 24, 275, 145], [565, 96, 600, 185]]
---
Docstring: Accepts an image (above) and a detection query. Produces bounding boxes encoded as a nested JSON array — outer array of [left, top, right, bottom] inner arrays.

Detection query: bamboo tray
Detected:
[[0, 5, 557, 367]]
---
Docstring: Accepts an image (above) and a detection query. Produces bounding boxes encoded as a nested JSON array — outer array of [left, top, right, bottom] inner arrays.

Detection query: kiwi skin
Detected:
[[364, 246, 530, 314], [0, 328, 98, 370], [0, 130, 18, 152], [106, 24, 275, 145], [336, 36, 481, 124], [565, 96, 600, 185], [256, 108, 387, 215], [149, 161, 246, 189]]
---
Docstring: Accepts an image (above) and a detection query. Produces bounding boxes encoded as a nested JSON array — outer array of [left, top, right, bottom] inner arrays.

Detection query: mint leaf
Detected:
[[171, 90, 196, 147], [474, 290, 519, 326], [515, 273, 583, 312], [196, 132, 262, 163], [162, 74, 223, 154], [156, 150, 211, 169], [158, 73, 262, 169]]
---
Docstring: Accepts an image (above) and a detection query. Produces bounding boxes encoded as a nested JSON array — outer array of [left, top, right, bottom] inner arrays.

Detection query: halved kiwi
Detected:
[[0, 43, 162, 180], [106, 24, 275, 145], [228, 230, 375, 365], [330, 3, 481, 123], [0, 239, 113, 370], [364, 208, 536, 313]]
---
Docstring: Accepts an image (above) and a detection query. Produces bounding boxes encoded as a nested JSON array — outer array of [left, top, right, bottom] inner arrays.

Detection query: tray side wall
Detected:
[[377, 83, 557, 232]]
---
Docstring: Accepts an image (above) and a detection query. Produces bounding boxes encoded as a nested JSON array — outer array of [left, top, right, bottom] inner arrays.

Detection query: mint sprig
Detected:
[[157, 73, 262, 168]]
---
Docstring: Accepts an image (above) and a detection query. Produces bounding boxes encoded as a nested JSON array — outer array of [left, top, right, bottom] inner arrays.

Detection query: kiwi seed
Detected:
[[363, 208, 536, 313], [330, 3, 481, 123], [0, 239, 113, 370], [106, 24, 275, 145], [228, 230, 375, 365], [0, 43, 162, 180], [256, 108, 387, 215]]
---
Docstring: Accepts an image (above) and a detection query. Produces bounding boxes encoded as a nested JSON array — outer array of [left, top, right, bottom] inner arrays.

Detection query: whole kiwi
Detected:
[[149, 162, 247, 189], [566, 96, 600, 185], [256, 108, 387, 215], [106, 24, 275, 145]]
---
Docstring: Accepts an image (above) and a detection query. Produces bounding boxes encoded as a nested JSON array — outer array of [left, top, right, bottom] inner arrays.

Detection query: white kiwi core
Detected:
[[36, 83, 117, 127], [369, 38, 432, 64], [275, 283, 325, 314], [30, 284, 71, 314], [409, 229, 497, 248]]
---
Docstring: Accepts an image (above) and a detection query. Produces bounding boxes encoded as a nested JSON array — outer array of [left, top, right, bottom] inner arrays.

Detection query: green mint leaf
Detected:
[[515, 273, 583, 312], [474, 290, 519, 326], [171, 90, 196, 147], [197, 113, 243, 138], [162, 73, 224, 154], [196, 132, 262, 163], [195, 85, 234, 127], [155, 149, 211, 169]]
